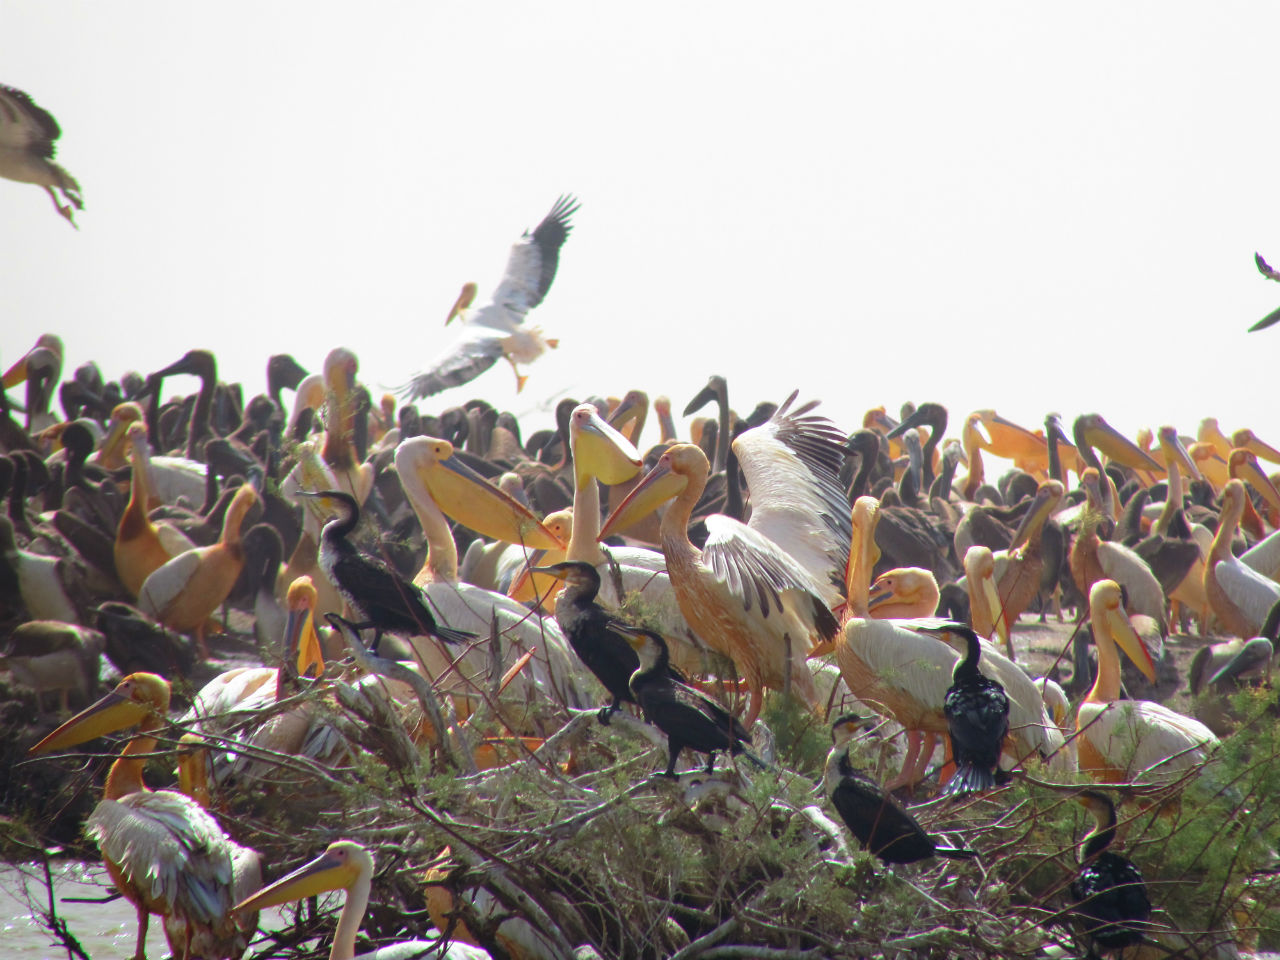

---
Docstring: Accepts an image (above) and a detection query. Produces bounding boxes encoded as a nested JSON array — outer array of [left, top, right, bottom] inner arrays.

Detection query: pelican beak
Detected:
[[151, 351, 202, 381], [1080, 415, 1162, 472], [445, 282, 478, 326], [885, 406, 927, 441], [865, 578, 894, 611], [508, 548, 567, 608], [28, 688, 151, 755], [234, 849, 359, 914], [607, 391, 648, 445], [1158, 427, 1202, 482], [1102, 601, 1157, 682], [1, 353, 30, 389], [1008, 483, 1062, 551], [1235, 429, 1280, 466], [420, 452, 564, 550], [682, 378, 725, 418], [1229, 449, 1280, 517], [599, 456, 686, 540], [980, 573, 1009, 647], [286, 603, 324, 679], [844, 497, 882, 609], [975, 410, 1046, 461], [1207, 638, 1274, 687], [572, 405, 641, 486]]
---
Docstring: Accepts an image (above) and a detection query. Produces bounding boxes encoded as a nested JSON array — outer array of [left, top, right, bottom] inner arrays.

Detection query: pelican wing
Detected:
[[733, 392, 851, 604], [702, 515, 837, 637], [1077, 699, 1216, 783], [397, 325, 505, 401], [0, 85, 60, 156], [88, 792, 234, 924], [490, 194, 580, 316], [136, 548, 203, 620], [1216, 557, 1280, 630], [1241, 528, 1280, 580]]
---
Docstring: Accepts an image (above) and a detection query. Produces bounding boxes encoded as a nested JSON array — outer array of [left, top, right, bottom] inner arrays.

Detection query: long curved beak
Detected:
[[607, 391, 648, 445], [980, 572, 1009, 647], [1158, 427, 1202, 482], [234, 850, 358, 914], [285, 605, 324, 679], [1101, 603, 1157, 682], [1235, 429, 1280, 466], [422, 453, 564, 550], [1230, 449, 1280, 517], [1008, 483, 1061, 551], [28, 690, 149, 755], [975, 410, 1046, 461], [1207, 638, 1274, 687], [573, 405, 641, 486], [1079, 415, 1162, 472], [599, 457, 685, 540], [683, 378, 724, 418]]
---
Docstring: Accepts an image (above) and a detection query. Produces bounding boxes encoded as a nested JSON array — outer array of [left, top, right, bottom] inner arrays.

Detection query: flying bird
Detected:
[[399, 194, 580, 399], [1250, 252, 1280, 331], [0, 84, 83, 227]]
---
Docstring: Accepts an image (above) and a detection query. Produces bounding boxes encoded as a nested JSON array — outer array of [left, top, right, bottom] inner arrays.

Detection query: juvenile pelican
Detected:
[[0, 84, 82, 226]]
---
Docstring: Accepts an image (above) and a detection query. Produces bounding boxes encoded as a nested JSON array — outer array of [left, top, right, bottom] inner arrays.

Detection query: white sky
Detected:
[[4, 3, 1279, 453]]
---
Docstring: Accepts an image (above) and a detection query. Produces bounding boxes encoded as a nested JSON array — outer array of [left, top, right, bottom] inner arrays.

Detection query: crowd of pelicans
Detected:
[[6, 332, 1280, 959]]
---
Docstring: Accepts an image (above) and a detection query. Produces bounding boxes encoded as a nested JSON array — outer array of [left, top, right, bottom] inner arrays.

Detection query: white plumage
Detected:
[[399, 195, 579, 399]]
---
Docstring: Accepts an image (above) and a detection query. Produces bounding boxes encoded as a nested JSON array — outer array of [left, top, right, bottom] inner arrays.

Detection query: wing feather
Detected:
[[491, 194, 580, 313], [397, 329, 504, 401], [0, 85, 60, 156], [732, 392, 851, 604]]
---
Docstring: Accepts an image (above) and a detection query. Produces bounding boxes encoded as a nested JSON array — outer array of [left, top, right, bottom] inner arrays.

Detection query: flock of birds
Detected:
[[2, 80, 1280, 960]]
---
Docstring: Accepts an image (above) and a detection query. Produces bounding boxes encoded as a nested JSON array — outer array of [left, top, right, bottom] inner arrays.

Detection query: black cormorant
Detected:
[[1070, 790, 1151, 953], [302, 490, 473, 651], [825, 715, 977, 864], [941, 625, 1009, 799]]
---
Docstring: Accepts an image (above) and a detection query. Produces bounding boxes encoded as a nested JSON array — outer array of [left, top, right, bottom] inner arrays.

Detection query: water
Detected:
[[0, 863, 303, 960], [1, 861, 168, 959]]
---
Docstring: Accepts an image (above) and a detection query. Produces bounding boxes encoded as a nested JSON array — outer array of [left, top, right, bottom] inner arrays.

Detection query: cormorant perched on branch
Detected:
[[824, 715, 977, 865], [940, 625, 1009, 799], [614, 622, 761, 777], [1070, 791, 1151, 953], [534, 560, 657, 724], [301, 490, 474, 651]]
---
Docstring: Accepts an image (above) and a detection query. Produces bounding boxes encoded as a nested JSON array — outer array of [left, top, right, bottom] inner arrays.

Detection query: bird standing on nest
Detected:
[[615, 622, 761, 777], [824, 715, 977, 865]]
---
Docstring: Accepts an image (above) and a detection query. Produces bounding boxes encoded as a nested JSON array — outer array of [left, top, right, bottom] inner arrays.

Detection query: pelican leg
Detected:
[[131, 903, 149, 960], [194, 622, 210, 660], [43, 186, 77, 228], [741, 685, 764, 730], [886, 730, 925, 791], [504, 354, 528, 393], [910, 731, 939, 786]]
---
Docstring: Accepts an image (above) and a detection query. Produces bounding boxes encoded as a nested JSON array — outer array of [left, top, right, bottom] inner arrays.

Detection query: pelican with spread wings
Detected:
[[0, 84, 83, 227], [400, 194, 580, 399]]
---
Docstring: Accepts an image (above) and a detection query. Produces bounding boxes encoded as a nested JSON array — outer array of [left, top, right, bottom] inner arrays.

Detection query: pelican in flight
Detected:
[[0, 84, 82, 226], [398, 195, 579, 399]]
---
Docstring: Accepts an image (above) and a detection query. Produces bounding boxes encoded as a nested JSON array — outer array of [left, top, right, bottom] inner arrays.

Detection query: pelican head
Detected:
[[1088, 579, 1156, 682], [572, 403, 641, 486], [598, 444, 701, 539], [867, 568, 940, 619], [29, 672, 171, 755], [234, 840, 370, 915]]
